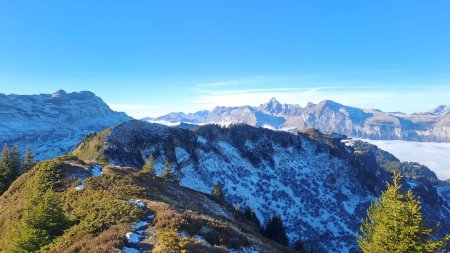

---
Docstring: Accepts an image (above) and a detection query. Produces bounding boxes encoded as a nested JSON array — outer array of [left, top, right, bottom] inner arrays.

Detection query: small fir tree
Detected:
[[0, 144, 10, 192], [9, 190, 71, 252], [357, 173, 450, 252], [142, 155, 156, 177], [263, 214, 289, 246], [161, 160, 178, 183], [211, 181, 224, 199], [9, 145, 22, 180], [22, 146, 36, 173], [244, 206, 261, 228], [0, 144, 21, 193]]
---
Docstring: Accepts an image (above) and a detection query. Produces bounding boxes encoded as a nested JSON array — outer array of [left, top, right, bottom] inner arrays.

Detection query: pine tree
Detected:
[[0, 144, 9, 165], [0, 144, 12, 193], [142, 155, 156, 177], [0, 144, 21, 193], [22, 146, 35, 173], [9, 190, 71, 251], [9, 145, 21, 181], [244, 206, 261, 228], [263, 214, 289, 246], [357, 173, 450, 253], [161, 160, 178, 183], [211, 181, 224, 199]]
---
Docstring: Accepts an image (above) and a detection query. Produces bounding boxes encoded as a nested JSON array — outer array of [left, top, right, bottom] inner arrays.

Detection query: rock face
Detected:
[[0, 90, 131, 160], [147, 98, 450, 142], [85, 120, 450, 252]]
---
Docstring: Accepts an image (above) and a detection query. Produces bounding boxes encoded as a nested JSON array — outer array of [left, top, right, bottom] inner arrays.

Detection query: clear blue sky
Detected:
[[0, 0, 449, 118]]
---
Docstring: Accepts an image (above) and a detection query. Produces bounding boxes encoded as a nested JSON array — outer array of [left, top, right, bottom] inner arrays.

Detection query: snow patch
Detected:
[[180, 231, 188, 238], [230, 247, 260, 253], [193, 235, 209, 244], [75, 184, 84, 191], [134, 220, 149, 230], [123, 247, 140, 253], [90, 165, 103, 177], [126, 232, 142, 244], [128, 199, 145, 208]]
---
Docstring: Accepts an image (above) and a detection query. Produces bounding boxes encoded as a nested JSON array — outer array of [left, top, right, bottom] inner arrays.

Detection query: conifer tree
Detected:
[[263, 214, 289, 246], [9, 145, 21, 181], [22, 146, 35, 173], [0, 144, 12, 193], [244, 206, 261, 228], [0, 144, 9, 165], [357, 173, 450, 253], [142, 155, 156, 177], [211, 181, 224, 199], [9, 190, 71, 251], [161, 160, 178, 183], [0, 144, 21, 193]]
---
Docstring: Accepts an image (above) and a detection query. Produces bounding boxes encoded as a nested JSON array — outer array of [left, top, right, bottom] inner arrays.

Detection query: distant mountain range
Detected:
[[145, 98, 450, 142], [0, 90, 131, 160]]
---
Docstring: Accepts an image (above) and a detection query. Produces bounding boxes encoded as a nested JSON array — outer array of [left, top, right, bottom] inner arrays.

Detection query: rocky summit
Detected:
[[0, 90, 131, 160]]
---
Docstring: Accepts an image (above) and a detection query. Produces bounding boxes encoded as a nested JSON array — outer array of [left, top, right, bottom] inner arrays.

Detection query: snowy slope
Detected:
[[97, 120, 450, 252], [0, 90, 131, 160]]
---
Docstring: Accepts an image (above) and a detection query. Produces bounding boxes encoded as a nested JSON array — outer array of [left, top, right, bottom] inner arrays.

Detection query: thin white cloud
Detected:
[[188, 83, 450, 113]]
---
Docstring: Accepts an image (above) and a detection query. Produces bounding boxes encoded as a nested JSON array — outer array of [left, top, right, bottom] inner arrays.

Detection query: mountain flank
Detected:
[[72, 120, 450, 252]]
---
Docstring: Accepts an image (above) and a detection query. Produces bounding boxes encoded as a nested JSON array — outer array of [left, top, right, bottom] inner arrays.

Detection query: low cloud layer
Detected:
[[361, 139, 450, 180]]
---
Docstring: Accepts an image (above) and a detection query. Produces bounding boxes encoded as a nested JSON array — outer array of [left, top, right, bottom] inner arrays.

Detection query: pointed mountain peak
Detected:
[[258, 97, 283, 114], [269, 97, 280, 103]]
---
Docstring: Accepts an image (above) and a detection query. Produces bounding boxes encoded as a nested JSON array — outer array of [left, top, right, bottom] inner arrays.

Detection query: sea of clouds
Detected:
[[361, 139, 450, 180]]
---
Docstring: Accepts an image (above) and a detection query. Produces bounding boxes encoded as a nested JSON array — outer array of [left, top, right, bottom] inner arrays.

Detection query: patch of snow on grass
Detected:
[[134, 220, 149, 230], [128, 199, 145, 208], [126, 232, 142, 244], [123, 247, 140, 253], [75, 184, 84, 191], [90, 165, 103, 177]]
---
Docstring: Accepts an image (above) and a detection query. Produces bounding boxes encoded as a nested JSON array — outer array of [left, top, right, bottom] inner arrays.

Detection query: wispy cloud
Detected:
[[187, 78, 450, 113]]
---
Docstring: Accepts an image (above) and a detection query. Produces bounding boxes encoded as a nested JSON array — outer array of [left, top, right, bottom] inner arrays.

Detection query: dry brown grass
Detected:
[[47, 224, 128, 253]]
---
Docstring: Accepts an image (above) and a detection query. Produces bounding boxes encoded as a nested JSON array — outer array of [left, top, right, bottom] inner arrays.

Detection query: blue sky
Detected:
[[0, 1, 449, 118]]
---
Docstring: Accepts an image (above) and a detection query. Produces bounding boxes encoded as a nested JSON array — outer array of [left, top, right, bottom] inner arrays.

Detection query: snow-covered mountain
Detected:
[[430, 105, 450, 116], [146, 98, 450, 142], [0, 90, 131, 160], [77, 120, 450, 252]]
